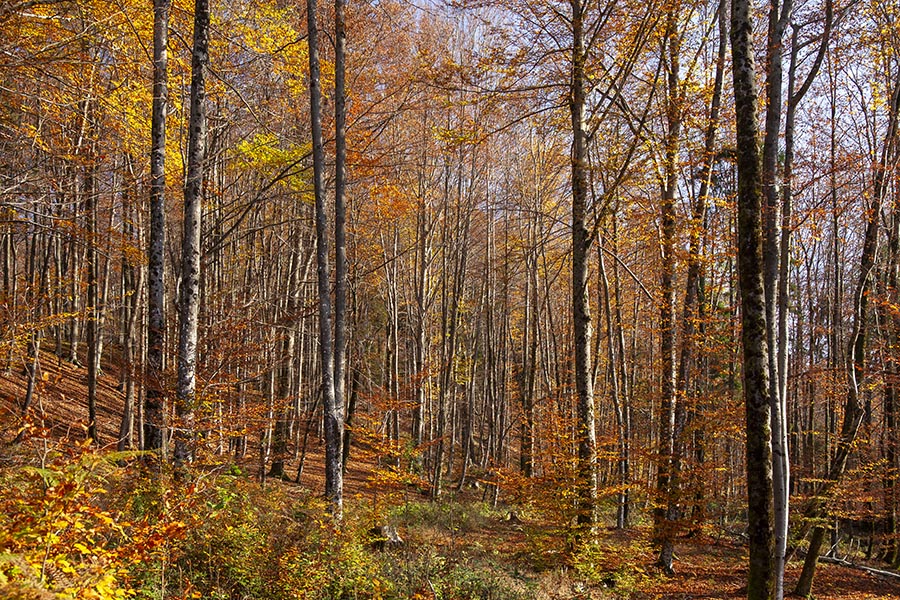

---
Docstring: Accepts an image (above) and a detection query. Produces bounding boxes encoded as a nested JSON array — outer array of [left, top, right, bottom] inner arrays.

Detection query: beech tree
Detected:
[[174, 0, 210, 465], [145, 0, 170, 453], [4, 1, 900, 594], [731, 0, 776, 596], [794, 62, 900, 599], [306, 0, 345, 516], [760, 0, 792, 592], [567, 0, 598, 531]]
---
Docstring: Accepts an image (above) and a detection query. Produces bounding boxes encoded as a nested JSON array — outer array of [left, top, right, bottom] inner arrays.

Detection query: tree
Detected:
[[145, 0, 170, 454], [569, 0, 598, 532], [760, 0, 792, 592], [306, 0, 343, 516], [175, 0, 210, 465], [794, 63, 900, 599], [654, 0, 684, 573], [769, 1, 832, 592], [731, 0, 776, 596]]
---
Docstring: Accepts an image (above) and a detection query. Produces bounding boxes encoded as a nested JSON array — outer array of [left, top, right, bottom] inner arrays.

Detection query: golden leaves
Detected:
[[235, 132, 312, 194]]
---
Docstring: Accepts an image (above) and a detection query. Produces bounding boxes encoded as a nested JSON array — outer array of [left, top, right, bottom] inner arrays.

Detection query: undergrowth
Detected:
[[0, 443, 656, 599]]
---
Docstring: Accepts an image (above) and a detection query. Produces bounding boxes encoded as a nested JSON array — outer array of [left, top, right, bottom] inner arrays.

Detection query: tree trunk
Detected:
[[175, 0, 209, 466], [655, 3, 683, 572], [886, 195, 900, 564], [772, 0, 832, 583], [119, 158, 141, 451], [307, 0, 343, 516], [679, 0, 726, 538], [794, 68, 900, 598], [520, 238, 538, 478], [761, 0, 793, 594], [731, 0, 776, 596], [145, 0, 170, 453], [17, 237, 52, 439], [599, 234, 627, 527], [570, 0, 597, 534], [333, 0, 349, 472], [269, 246, 300, 479], [84, 106, 100, 445]]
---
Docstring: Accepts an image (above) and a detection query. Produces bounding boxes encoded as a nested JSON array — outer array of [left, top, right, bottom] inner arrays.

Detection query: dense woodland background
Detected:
[[2, 0, 900, 598]]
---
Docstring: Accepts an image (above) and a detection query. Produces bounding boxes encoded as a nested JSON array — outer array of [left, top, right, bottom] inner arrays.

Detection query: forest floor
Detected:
[[1, 347, 899, 599]]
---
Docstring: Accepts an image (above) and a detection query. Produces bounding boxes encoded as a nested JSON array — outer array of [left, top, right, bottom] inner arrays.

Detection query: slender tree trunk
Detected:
[[761, 1, 793, 594], [886, 172, 900, 565], [119, 159, 141, 450], [731, 0, 776, 595], [68, 237, 82, 365], [175, 0, 209, 465], [612, 210, 632, 527], [656, 4, 683, 572], [520, 239, 537, 478], [413, 189, 430, 449], [333, 0, 348, 466], [307, 0, 342, 516], [884, 202, 900, 565], [269, 246, 299, 479], [794, 68, 900, 598], [84, 108, 100, 445], [599, 234, 627, 527], [432, 202, 469, 497], [145, 0, 170, 453], [119, 262, 141, 450], [412, 114, 432, 451], [678, 0, 726, 537], [770, 0, 832, 583], [342, 365, 360, 469], [18, 239, 52, 438], [570, 0, 597, 533]]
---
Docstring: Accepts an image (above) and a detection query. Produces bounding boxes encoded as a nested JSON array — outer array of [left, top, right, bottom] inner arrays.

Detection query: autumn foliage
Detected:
[[2, 0, 900, 597]]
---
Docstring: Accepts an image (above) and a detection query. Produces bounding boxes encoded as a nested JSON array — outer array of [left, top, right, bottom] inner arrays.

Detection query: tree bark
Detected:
[[570, 0, 597, 533], [145, 0, 170, 453], [307, 0, 343, 516], [731, 0, 776, 596], [175, 0, 209, 465], [84, 103, 99, 445], [760, 0, 794, 594], [333, 0, 348, 461], [771, 0, 832, 583], [656, 2, 683, 573]]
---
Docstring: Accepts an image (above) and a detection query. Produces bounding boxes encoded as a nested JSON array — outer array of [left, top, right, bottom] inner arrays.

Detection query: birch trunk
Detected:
[[333, 0, 348, 464]]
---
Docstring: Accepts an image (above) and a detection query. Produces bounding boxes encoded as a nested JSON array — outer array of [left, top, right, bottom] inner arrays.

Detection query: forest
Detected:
[[1, 0, 900, 597]]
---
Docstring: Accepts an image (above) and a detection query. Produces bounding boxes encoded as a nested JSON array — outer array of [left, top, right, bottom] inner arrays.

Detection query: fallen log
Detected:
[[818, 555, 900, 581]]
